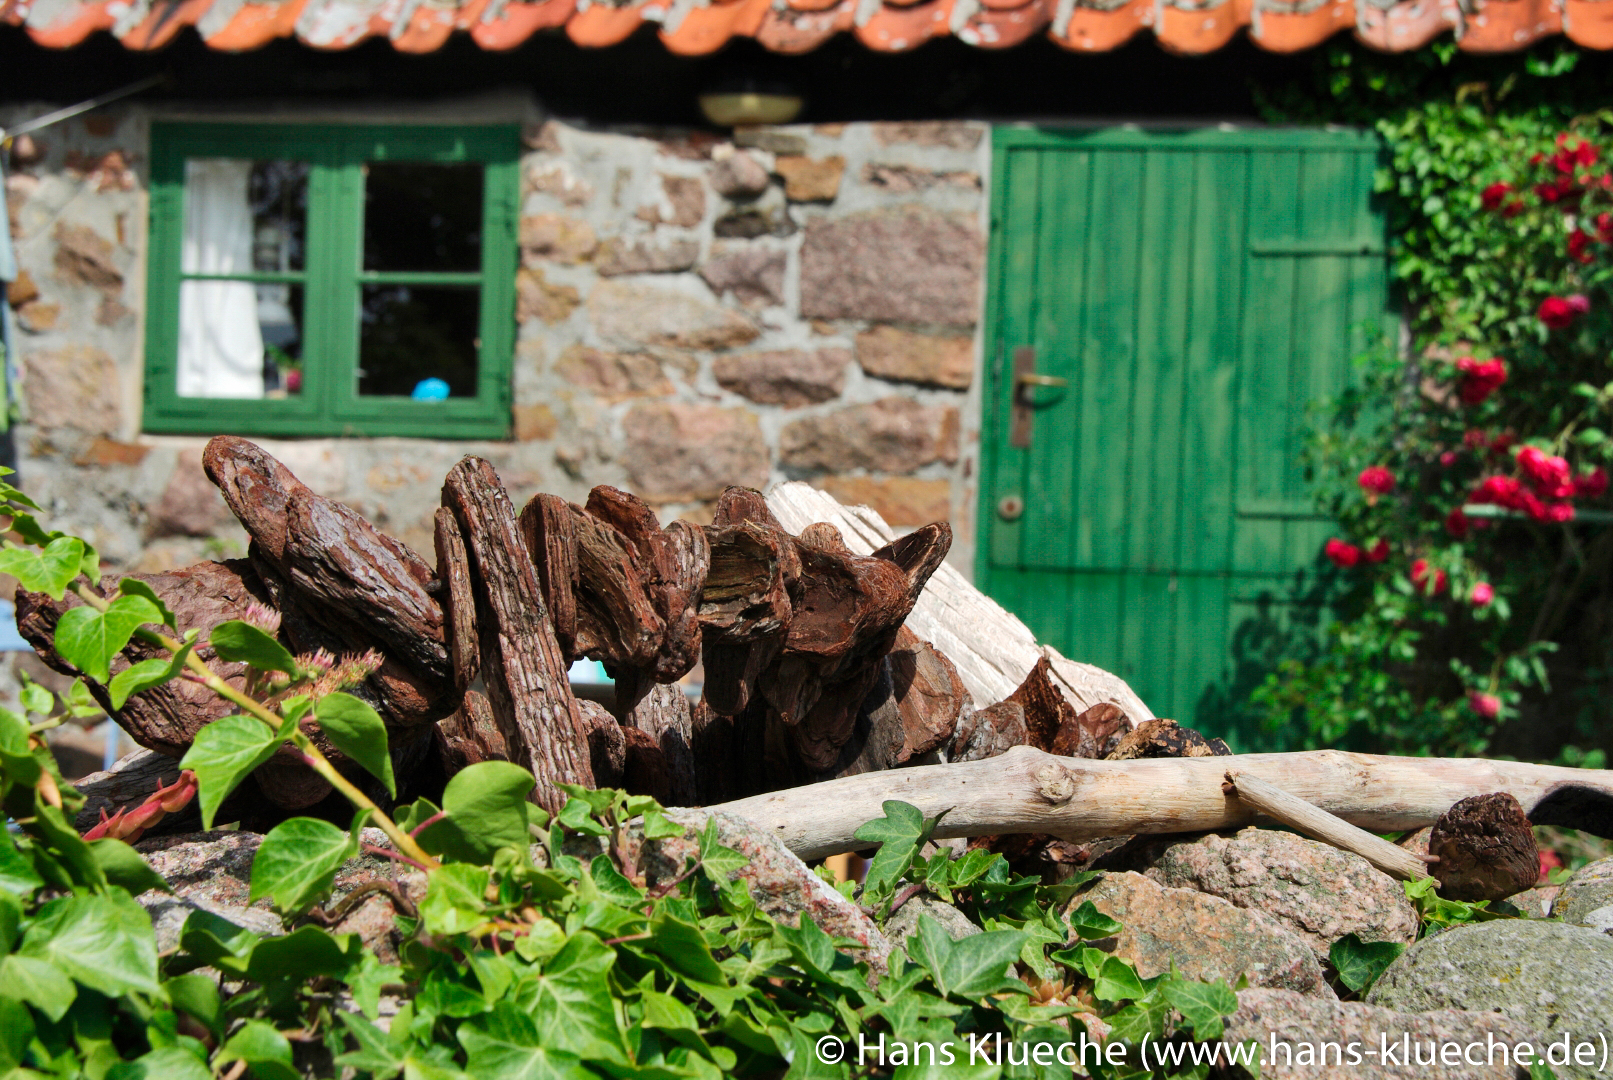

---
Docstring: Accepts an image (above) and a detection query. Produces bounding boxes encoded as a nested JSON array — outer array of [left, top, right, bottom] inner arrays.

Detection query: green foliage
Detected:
[[1250, 46, 1613, 759], [1327, 933, 1406, 994]]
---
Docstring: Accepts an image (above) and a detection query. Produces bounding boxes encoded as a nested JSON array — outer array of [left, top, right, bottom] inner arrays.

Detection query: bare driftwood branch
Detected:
[[1223, 769, 1432, 883], [708, 746, 1613, 861], [443, 457, 591, 813]]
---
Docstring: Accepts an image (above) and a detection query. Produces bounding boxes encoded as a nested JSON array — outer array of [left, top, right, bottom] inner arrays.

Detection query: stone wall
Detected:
[[2, 109, 989, 580]]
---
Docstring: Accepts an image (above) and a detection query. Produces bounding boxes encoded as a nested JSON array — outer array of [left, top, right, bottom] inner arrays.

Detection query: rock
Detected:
[[1504, 883, 1560, 918], [96, 298, 131, 325], [713, 348, 847, 407], [779, 397, 958, 473], [1076, 872, 1330, 995], [1552, 857, 1613, 931], [596, 236, 700, 277], [700, 247, 786, 307], [714, 205, 795, 240], [150, 447, 228, 538], [708, 151, 770, 200], [622, 402, 768, 502], [556, 345, 674, 401], [142, 894, 284, 954], [589, 282, 759, 351], [519, 214, 598, 265], [855, 327, 974, 390], [814, 476, 951, 527], [775, 155, 846, 202], [137, 830, 264, 911], [1367, 919, 1613, 1076], [657, 808, 890, 968], [734, 128, 808, 156], [7, 268, 39, 306], [75, 437, 151, 467], [1099, 827, 1419, 959], [16, 300, 60, 332], [524, 162, 594, 207], [53, 220, 123, 293], [1224, 987, 1547, 1079], [884, 896, 980, 952], [636, 175, 706, 228], [861, 164, 981, 193], [871, 122, 984, 150], [516, 268, 580, 325], [22, 344, 121, 436], [800, 207, 982, 326], [513, 404, 557, 442]]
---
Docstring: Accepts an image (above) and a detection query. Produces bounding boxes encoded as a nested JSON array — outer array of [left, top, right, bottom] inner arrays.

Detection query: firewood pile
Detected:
[[16, 436, 1160, 828]]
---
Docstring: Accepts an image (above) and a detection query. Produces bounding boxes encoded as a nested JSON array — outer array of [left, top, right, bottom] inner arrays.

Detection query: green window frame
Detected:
[[143, 121, 519, 439]]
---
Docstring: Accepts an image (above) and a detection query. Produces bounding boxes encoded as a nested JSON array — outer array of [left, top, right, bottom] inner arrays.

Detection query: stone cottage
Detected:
[[0, 8, 1594, 728]]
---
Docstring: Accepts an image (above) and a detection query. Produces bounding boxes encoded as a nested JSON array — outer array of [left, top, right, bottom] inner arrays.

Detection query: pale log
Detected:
[[708, 745, 1613, 861], [1223, 769, 1432, 883]]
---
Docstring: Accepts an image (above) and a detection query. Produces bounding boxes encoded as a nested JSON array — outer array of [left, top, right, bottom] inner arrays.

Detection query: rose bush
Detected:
[[1251, 51, 1613, 764]]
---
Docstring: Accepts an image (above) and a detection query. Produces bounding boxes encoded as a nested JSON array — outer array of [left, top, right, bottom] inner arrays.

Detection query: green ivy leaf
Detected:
[[108, 639, 194, 711], [414, 762, 539, 865], [314, 692, 395, 798], [89, 838, 171, 895], [336, 1013, 406, 1079], [641, 808, 684, 839], [1092, 955, 1147, 1003], [164, 973, 223, 1039], [64, 678, 104, 719], [697, 817, 747, 881], [177, 908, 261, 978], [54, 593, 164, 683], [854, 801, 948, 898], [18, 891, 162, 998], [1163, 978, 1239, 1040], [217, 1020, 300, 1080], [909, 914, 1027, 1000], [250, 817, 356, 913], [17, 677, 52, 719], [0, 536, 85, 600], [116, 579, 177, 629], [209, 620, 298, 675], [344, 950, 404, 1021], [519, 933, 627, 1063], [0, 954, 78, 1021], [459, 1003, 585, 1080], [105, 1047, 213, 1080], [1066, 899, 1124, 941], [420, 864, 491, 936], [246, 926, 355, 984], [643, 904, 726, 986], [179, 713, 295, 829], [588, 856, 643, 908], [1328, 933, 1407, 994]]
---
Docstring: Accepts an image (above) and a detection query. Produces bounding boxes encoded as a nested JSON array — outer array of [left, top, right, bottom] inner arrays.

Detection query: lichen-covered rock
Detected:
[[1552, 857, 1613, 931], [22, 345, 121, 436], [713, 348, 847, 407], [1102, 827, 1418, 958], [884, 896, 980, 953], [656, 809, 890, 969], [1366, 920, 1613, 1078], [621, 403, 769, 502], [700, 247, 786, 307], [779, 397, 958, 474], [799, 207, 983, 326], [589, 281, 759, 351], [1224, 987, 1546, 1079], [855, 327, 973, 390], [1075, 872, 1329, 996]]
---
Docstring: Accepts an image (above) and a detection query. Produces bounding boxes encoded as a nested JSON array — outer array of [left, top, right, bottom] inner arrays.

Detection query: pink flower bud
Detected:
[[1468, 691, 1501, 719], [1471, 581, 1494, 607]]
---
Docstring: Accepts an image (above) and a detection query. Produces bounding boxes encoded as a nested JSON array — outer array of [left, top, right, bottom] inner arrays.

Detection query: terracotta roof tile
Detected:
[[7, 0, 1610, 54]]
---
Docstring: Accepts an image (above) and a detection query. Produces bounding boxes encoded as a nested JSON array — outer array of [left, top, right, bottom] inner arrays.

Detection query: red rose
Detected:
[[1471, 581, 1494, 606], [1468, 691, 1501, 719], [1518, 446, 1574, 498], [1503, 199, 1526, 218], [1569, 293, 1592, 314], [1473, 475, 1522, 506], [1463, 429, 1488, 449], [1490, 432, 1517, 456], [1455, 356, 1507, 405], [1411, 558, 1448, 595], [1599, 212, 1613, 242], [1575, 467, 1609, 498], [1358, 466, 1395, 495], [1542, 501, 1577, 523], [1440, 451, 1458, 467], [1446, 506, 1470, 538], [1324, 538, 1361, 568], [1540, 295, 1579, 328], [1570, 228, 1596, 263], [1481, 182, 1513, 210], [1365, 538, 1389, 563]]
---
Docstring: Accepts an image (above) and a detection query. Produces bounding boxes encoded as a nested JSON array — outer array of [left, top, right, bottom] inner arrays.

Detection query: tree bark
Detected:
[[708, 746, 1613, 860], [442, 457, 592, 813], [1428, 792, 1541, 902], [621, 682, 697, 806], [433, 508, 480, 694]]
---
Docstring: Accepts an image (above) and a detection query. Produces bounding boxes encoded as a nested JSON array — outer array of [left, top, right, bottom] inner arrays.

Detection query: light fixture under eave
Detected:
[[698, 92, 805, 127]]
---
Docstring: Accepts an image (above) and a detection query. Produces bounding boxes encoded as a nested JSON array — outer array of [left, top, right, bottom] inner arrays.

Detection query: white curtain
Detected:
[[177, 159, 264, 399]]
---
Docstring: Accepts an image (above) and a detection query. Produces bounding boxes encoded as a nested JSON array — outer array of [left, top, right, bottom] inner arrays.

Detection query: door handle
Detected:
[[1009, 347, 1066, 448]]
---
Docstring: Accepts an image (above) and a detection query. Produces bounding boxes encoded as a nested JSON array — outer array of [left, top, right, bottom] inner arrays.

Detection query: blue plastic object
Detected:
[[411, 378, 451, 402]]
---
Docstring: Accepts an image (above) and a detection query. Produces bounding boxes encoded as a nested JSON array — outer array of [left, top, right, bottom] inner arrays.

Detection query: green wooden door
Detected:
[[978, 127, 1389, 746]]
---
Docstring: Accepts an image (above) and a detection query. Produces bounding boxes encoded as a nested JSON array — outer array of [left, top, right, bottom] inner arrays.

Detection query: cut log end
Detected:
[[1428, 791, 1541, 903]]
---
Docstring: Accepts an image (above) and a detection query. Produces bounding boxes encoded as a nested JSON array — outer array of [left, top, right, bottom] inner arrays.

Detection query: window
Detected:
[[144, 123, 518, 438]]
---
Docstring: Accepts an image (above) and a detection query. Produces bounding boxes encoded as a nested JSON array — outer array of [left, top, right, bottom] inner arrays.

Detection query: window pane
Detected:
[[363, 162, 483, 272], [178, 282, 303, 399], [357, 285, 479, 398], [260, 284, 304, 398], [182, 158, 307, 276]]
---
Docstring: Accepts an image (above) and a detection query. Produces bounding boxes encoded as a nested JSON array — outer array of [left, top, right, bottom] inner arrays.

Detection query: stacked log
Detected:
[[16, 436, 1150, 826]]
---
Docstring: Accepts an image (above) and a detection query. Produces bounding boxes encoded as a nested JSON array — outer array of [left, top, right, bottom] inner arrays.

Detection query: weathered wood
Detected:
[[579, 699, 625, 789], [622, 682, 697, 806], [884, 627, 968, 766], [1224, 769, 1432, 883], [202, 435, 308, 563], [1428, 792, 1541, 902], [1108, 718, 1229, 760], [1051, 702, 1129, 760], [1007, 657, 1074, 752], [434, 690, 508, 775], [698, 501, 799, 716], [442, 457, 592, 813], [764, 481, 1153, 722], [949, 701, 1026, 762], [433, 508, 480, 694], [710, 747, 1613, 861], [622, 726, 671, 805], [518, 493, 580, 657]]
